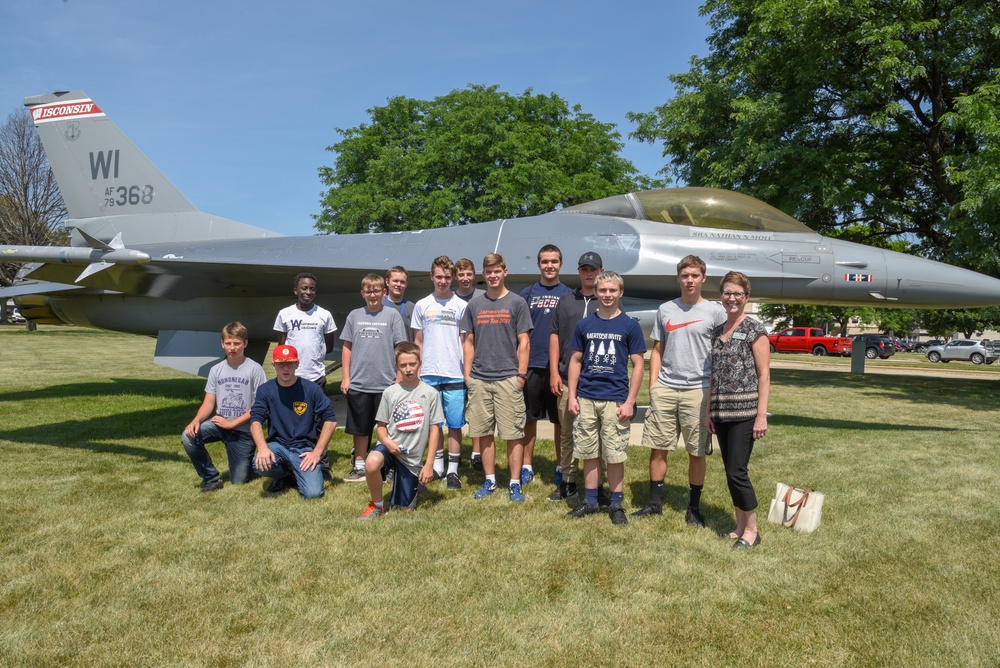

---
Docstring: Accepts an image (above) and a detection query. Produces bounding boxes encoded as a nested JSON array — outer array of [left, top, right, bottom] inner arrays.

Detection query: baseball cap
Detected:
[[578, 252, 603, 269], [272, 345, 299, 363]]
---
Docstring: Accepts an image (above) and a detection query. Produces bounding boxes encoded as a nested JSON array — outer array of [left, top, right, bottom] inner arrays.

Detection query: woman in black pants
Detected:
[[706, 271, 770, 549]]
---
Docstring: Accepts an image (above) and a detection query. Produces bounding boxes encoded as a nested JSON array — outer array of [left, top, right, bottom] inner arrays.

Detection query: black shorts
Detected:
[[523, 368, 559, 424], [345, 389, 382, 436]]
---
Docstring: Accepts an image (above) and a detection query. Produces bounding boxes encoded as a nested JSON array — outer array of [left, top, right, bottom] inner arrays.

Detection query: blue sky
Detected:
[[1, 0, 711, 236]]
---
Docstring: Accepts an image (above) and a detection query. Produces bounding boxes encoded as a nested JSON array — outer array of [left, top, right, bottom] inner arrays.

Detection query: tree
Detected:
[[921, 307, 1000, 338], [0, 109, 67, 288], [316, 85, 660, 234], [628, 0, 1000, 274]]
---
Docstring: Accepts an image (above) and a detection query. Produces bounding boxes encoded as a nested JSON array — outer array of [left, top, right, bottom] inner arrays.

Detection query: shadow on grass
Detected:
[[772, 368, 1000, 412], [769, 414, 957, 431], [0, 378, 201, 403], [0, 404, 193, 463]]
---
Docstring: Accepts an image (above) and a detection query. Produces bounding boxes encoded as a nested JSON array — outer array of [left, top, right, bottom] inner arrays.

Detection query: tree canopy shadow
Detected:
[[0, 378, 201, 403]]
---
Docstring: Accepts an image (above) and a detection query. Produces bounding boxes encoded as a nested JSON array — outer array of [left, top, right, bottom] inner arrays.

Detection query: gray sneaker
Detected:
[[357, 502, 385, 521], [344, 467, 366, 482], [446, 472, 462, 490]]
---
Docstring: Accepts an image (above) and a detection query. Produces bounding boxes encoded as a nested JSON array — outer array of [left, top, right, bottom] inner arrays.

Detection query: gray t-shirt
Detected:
[[377, 381, 445, 476], [650, 298, 727, 389], [205, 357, 267, 432], [459, 291, 533, 381], [340, 306, 406, 393]]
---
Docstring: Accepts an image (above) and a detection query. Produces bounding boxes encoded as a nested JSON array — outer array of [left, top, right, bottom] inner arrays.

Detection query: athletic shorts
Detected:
[[345, 389, 382, 436], [372, 444, 419, 508], [523, 368, 559, 424], [466, 376, 525, 440], [640, 384, 712, 456], [421, 375, 466, 429], [573, 397, 629, 464]]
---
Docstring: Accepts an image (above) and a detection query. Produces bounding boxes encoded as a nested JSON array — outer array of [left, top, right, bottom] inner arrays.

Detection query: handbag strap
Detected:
[[781, 486, 812, 527]]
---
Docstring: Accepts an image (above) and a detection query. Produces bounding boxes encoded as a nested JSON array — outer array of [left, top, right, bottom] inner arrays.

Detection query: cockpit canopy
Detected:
[[560, 187, 813, 233]]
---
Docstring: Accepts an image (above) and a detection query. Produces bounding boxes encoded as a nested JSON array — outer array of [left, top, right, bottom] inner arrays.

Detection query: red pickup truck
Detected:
[[768, 327, 853, 357]]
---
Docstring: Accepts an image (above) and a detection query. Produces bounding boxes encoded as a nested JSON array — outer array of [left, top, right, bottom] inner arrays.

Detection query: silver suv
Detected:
[[925, 339, 997, 365]]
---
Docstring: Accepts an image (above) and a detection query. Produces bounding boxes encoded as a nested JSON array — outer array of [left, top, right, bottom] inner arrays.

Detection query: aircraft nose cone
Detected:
[[886, 251, 1000, 308]]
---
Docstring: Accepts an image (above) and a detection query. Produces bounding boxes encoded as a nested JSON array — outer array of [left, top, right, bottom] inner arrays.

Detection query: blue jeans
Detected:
[[252, 441, 325, 499], [181, 420, 255, 484]]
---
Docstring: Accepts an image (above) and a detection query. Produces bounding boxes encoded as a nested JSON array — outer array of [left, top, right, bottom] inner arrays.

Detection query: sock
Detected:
[[354, 458, 365, 471], [373, 500, 384, 509], [472, 453, 481, 462], [522, 464, 534, 473], [689, 484, 703, 509], [447, 453, 460, 475], [486, 474, 496, 485], [585, 487, 599, 508], [433, 450, 445, 475], [555, 466, 562, 473], [611, 491, 623, 509], [649, 480, 664, 507]]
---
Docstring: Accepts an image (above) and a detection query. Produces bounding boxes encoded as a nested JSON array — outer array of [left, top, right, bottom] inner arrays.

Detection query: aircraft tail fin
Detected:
[[23, 91, 279, 245], [25, 91, 196, 219]]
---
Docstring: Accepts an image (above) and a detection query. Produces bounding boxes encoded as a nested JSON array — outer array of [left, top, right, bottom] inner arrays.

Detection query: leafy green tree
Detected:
[[628, 0, 1000, 273], [316, 85, 659, 234], [921, 307, 1000, 339], [758, 304, 862, 336]]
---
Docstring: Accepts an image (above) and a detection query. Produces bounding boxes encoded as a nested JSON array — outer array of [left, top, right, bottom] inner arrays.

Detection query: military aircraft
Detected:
[[3, 90, 1000, 376]]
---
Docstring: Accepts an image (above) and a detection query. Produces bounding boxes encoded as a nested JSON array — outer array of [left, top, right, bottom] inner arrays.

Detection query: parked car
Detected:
[[768, 327, 853, 357], [925, 339, 997, 365], [851, 334, 896, 359]]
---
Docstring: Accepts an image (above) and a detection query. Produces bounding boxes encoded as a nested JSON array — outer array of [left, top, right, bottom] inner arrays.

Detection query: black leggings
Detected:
[[715, 418, 758, 511]]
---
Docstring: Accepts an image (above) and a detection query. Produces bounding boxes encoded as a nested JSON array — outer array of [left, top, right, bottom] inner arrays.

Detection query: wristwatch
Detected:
[[516, 373, 528, 381]]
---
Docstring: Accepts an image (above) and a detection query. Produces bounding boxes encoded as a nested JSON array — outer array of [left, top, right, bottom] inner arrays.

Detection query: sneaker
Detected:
[[446, 472, 462, 490], [609, 507, 628, 526], [384, 467, 394, 485], [685, 507, 706, 528], [567, 503, 601, 518], [520, 468, 534, 486], [546, 483, 567, 502], [473, 480, 497, 499], [471, 456, 483, 472], [357, 502, 384, 521], [201, 479, 224, 493], [554, 468, 564, 487], [597, 486, 612, 509], [321, 468, 332, 483], [508, 483, 525, 502], [565, 482, 579, 500], [432, 469, 445, 481], [344, 467, 366, 483], [266, 476, 292, 495], [630, 503, 662, 517]]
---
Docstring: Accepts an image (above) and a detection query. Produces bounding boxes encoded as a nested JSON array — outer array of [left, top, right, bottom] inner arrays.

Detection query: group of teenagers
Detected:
[[181, 247, 770, 548]]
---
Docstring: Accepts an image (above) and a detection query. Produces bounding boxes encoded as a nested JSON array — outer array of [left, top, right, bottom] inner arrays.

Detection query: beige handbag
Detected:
[[767, 482, 824, 532]]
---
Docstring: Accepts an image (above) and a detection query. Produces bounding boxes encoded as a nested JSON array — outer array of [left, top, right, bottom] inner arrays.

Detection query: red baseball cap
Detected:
[[272, 345, 299, 363]]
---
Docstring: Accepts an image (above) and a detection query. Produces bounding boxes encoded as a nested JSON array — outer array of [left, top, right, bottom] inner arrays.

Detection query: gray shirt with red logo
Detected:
[[650, 298, 726, 389]]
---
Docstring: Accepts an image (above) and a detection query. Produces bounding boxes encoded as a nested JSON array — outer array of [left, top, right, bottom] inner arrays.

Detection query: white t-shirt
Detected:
[[411, 293, 467, 379], [273, 304, 338, 382]]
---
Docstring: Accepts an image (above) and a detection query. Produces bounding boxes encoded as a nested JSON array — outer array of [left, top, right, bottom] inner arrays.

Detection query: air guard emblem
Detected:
[[293, 402, 307, 416]]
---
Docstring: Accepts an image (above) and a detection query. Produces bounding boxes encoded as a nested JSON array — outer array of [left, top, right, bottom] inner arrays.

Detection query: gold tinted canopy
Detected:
[[560, 187, 813, 233]]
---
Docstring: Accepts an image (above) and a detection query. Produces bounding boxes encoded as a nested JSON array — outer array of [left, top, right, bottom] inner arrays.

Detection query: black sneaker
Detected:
[[446, 472, 462, 490], [201, 479, 223, 493], [546, 483, 567, 502], [609, 507, 628, 526], [597, 486, 612, 509], [567, 503, 601, 518], [266, 476, 292, 495], [565, 482, 579, 500], [471, 456, 483, 472], [630, 503, 662, 517], [321, 468, 332, 483], [432, 469, 445, 481], [685, 507, 706, 528]]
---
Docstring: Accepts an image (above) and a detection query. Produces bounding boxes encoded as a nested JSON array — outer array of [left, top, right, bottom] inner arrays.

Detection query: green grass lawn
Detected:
[[1, 326, 999, 666]]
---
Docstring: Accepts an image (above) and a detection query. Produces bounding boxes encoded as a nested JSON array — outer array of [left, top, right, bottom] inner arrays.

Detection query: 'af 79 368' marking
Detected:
[[104, 185, 154, 207]]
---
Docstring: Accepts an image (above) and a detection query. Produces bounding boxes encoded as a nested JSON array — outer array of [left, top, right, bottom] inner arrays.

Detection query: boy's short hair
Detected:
[[595, 270, 624, 291], [221, 321, 249, 341], [482, 253, 506, 270], [395, 341, 421, 365], [293, 272, 317, 289], [455, 258, 476, 273], [536, 244, 562, 263], [676, 255, 707, 276], [361, 273, 386, 291], [720, 271, 751, 296], [431, 256, 455, 276], [386, 266, 408, 280]]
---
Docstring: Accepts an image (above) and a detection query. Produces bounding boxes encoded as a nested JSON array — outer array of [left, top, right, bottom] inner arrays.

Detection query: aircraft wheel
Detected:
[[812, 346, 827, 356], [865, 348, 878, 359], [971, 353, 985, 365], [927, 351, 941, 362]]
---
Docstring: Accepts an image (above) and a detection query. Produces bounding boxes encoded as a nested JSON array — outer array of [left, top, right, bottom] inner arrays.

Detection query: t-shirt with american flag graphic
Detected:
[[376, 381, 444, 476]]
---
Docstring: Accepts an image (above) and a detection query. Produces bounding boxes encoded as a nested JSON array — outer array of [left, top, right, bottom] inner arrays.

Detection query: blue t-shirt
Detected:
[[250, 378, 337, 450], [570, 311, 647, 402], [520, 282, 572, 369]]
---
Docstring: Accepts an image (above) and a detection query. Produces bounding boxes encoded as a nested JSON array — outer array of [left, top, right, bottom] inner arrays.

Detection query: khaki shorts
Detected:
[[466, 377, 526, 440], [640, 384, 711, 456], [573, 397, 629, 464], [556, 390, 578, 480]]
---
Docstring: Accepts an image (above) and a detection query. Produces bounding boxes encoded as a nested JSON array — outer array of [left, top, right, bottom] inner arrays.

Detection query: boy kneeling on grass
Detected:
[[566, 271, 646, 526], [358, 342, 444, 520]]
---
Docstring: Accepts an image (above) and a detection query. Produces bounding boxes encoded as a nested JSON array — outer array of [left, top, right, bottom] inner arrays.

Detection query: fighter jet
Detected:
[[3, 90, 1000, 376]]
